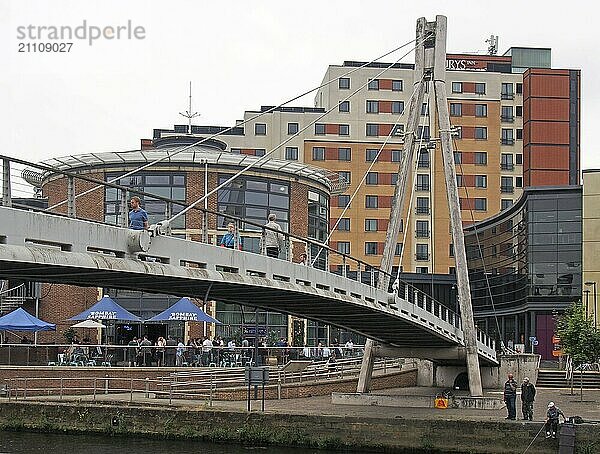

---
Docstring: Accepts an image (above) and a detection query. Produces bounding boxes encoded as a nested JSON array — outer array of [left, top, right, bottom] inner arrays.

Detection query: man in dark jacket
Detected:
[[503, 373, 517, 420], [520, 376, 536, 420]]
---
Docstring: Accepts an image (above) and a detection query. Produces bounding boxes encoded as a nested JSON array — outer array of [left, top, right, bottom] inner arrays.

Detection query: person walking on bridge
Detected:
[[264, 213, 284, 258], [128, 196, 148, 230], [503, 373, 517, 420], [520, 376, 536, 420]]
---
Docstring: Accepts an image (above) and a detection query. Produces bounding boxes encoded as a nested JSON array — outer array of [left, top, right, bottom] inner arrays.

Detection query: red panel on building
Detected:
[[461, 126, 475, 139], [528, 170, 569, 186], [462, 82, 476, 93], [377, 242, 385, 255], [379, 173, 393, 185], [325, 147, 337, 160], [377, 219, 389, 231], [459, 198, 475, 210], [379, 79, 393, 90], [241, 149, 255, 155], [379, 150, 391, 162], [462, 152, 475, 164], [529, 121, 569, 144], [379, 101, 392, 114], [325, 124, 338, 135], [379, 124, 393, 136], [462, 175, 475, 187], [529, 72, 570, 98], [462, 103, 475, 116], [529, 146, 570, 169], [529, 98, 570, 121], [379, 196, 393, 208]]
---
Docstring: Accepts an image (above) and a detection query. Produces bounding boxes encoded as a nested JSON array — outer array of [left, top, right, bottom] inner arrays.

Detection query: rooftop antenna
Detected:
[[485, 35, 498, 55], [179, 81, 200, 134]]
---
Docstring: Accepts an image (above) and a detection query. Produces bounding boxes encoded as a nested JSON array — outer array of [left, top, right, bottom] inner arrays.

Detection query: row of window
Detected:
[[450, 82, 523, 96], [312, 147, 403, 162], [337, 242, 404, 256], [338, 77, 404, 91], [454, 174, 523, 190]]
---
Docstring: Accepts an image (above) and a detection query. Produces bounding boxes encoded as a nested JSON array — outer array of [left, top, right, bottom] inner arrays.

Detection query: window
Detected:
[[416, 244, 429, 261], [366, 149, 378, 162], [475, 104, 487, 117], [285, 147, 298, 160], [456, 174, 463, 187], [390, 173, 398, 185], [255, 149, 266, 157], [417, 125, 430, 140], [339, 101, 350, 113], [392, 124, 404, 136], [501, 129, 514, 145], [338, 171, 351, 184], [454, 152, 462, 164], [501, 83, 514, 99], [475, 152, 487, 165], [475, 83, 486, 94], [416, 174, 430, 191], [315, 123, 325, 135], [501, 176, 514, 193], [421, 103, 429, 116], [501, 199, 513, 210], [501, 153, 514, 170], [254, 123, 266, 135], [515, 176, 523, 188], [392, 101, 404, 114], [475, 127, 487, 140], [368, 79, 379, 90], [516, 129, 523, 140], [365, 219, 377, 231], [501, 106, 514, 122], [339, 124, 350, 136], [366, 123, 378, 136], [391, 150, 402, 162], [450, 103, 462, 116], [515, 106, 523, 117], [416, 220, 429, 238], [474, 198, 487, 211], [452, 82, 463, 93], [365, 242, 378, 255], [448, 267, 456, 275], [338, 195, 350, 207], [416, 197, 429, 214], [287, 122, 299, 135], [338, 147, 351, 161], [417, 150, 429, 168], [366, 100, 379, 113], [338, 218, 350, 231], [515, 154, 523, 165], [475, 175, 487, 188], [416, 266, 429, 274], [449, 244, 454, 257], [312, 147, 325, 161], [395, 243, 403, 256], [337, 241, 350, 255], [230, 148, 241, 154], [366, 172, 378, 185], [365, 195, 378, 208], [339, 77, 350, 89], [516, 83, 523, 94], [392, 80, 403, 91]]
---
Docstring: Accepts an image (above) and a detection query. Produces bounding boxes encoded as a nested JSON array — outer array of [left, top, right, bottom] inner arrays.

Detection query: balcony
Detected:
[[415, 253, 430, 261], [501, 115, 515, 123], [501, 186, 515, 194], [416, 184, 430, 192], [416, 230, 430, 238], [501, 163, 515, 171], [417, 160, 430, 169], [501, 93, 515, 100], [501, 138, 515, 145], [416, 207, 430, 215]]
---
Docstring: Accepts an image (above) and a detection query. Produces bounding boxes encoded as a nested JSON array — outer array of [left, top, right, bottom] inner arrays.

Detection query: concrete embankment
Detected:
[[0, 400, 598, 453]]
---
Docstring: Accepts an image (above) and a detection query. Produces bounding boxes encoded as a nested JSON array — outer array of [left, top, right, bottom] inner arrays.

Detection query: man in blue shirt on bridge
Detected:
[[128, 196, 148, 230]]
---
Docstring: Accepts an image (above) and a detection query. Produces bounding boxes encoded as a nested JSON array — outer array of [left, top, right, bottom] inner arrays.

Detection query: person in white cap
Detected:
[[545, 401, 565, 439]]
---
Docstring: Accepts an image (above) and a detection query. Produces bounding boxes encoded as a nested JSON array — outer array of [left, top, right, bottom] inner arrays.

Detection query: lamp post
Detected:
[[200, 158, 209, 243], [584, 281, 597, 327], [583, 289, 590, 318]]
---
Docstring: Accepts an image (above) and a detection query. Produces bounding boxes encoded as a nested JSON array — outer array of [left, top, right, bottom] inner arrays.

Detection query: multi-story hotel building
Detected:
[[154, 47, 580, 278]]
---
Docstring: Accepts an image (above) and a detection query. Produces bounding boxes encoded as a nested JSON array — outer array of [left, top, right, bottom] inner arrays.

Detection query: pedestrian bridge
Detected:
[[0, 206, 497, 365]]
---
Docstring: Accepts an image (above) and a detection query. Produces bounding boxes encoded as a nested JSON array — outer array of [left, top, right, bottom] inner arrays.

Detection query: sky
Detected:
[[1, 0, 598, 170]]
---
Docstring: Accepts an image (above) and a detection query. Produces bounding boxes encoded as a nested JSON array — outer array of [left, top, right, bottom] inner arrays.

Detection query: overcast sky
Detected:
[[2, 0, 597, 170]]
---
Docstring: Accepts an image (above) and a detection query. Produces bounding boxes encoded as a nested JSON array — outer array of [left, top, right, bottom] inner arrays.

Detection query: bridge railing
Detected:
[[1, 154, 495, 352]]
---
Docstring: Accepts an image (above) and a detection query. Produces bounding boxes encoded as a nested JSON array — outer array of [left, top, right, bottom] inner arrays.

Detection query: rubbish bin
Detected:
[[558, 422, 575, 454]]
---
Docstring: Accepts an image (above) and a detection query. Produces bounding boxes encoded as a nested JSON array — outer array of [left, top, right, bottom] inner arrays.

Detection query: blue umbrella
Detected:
[[0, 307, 56, 332], [146, 297, 221, 323], [69, 296, 141, 322]]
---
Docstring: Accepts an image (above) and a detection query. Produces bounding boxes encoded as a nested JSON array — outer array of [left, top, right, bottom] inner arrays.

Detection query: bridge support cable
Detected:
[[358, 17, 430, 394], [45, 41, 420, 213], [2, 158, 12, 207], [165, 41, 428, 230], [433, 15, 482, 396]]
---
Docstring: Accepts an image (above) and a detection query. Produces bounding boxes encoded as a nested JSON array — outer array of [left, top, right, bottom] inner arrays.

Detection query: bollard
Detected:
[[130, 378, 133, 403], [23, 378, 27, 400], [277, 372, 281, 400], [93, 378, 97, 401], [209, 382, 213, 407], [105, 375, 109, 395], [145, 377, 149, 399], [60, 377, 63, 400], [169, 383, 172, 405]]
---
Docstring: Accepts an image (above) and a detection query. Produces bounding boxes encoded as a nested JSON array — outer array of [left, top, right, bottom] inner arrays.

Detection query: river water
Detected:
[[0, 431, 338, 454]]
